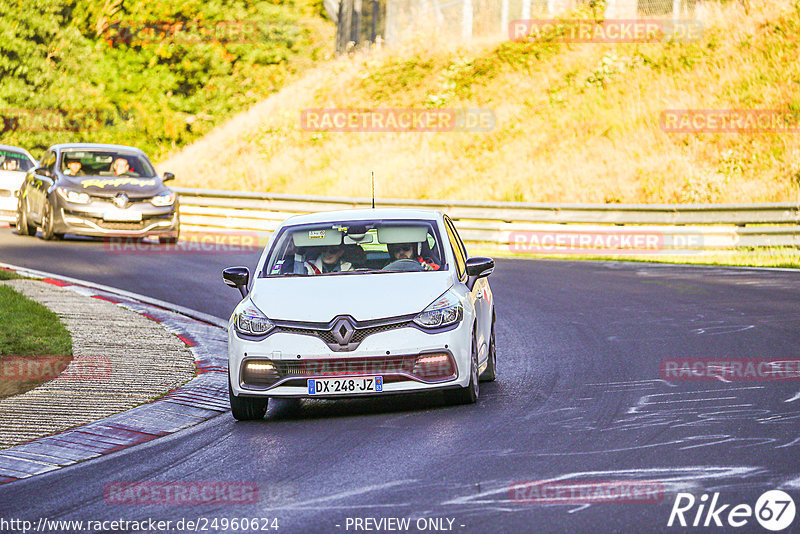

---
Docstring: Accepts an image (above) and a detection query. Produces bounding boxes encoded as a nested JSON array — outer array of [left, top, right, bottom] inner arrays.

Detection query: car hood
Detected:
[[0, 170, 25, 189], [249, 271, 456, 322], [61, 175, 167, 198]]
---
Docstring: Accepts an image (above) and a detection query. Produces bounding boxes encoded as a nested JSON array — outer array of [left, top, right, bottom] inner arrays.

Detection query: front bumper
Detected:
[[228, 320, 472, 399], [51, 195, 179, 237], [0, 191, 17, 223]]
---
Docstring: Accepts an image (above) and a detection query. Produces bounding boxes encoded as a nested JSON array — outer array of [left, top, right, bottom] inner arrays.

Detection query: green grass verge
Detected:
[[469, 247, 800, 269], [0, 269, 22, 281], [0, 285, 73, 357]]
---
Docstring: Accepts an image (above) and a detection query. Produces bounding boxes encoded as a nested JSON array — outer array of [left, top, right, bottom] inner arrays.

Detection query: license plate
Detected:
[[308, 376, 383, 395], [103, 209, 142, 222]]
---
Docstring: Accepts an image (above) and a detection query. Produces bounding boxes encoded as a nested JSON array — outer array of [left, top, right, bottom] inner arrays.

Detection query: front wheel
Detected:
[[480, 319, 496, 382], [445, 334, 479, 405], [15, 198, 35, 236], [41, 201, 64, 241], [229, 382, 269, 421]]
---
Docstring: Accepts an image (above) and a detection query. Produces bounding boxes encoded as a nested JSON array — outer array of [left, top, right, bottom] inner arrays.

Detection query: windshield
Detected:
[[261, 219, 446, 277], [0, 149, 34, 172], [59, 149, 156, 178]]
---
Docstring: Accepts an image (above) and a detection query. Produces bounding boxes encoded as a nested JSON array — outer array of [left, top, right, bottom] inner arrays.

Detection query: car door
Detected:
[[29, 150, 56, 222], [444, 216, 491, 365]]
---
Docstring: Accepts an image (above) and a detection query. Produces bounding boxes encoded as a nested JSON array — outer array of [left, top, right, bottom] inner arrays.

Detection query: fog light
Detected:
[[242, 360, 280, 387], [412, 353, 455, 382]]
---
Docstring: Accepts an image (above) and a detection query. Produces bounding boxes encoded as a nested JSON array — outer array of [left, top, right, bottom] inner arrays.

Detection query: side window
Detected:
[[42, 151, 56, 171], [444, 217, 467, 280], [448, 217, 469, 261]]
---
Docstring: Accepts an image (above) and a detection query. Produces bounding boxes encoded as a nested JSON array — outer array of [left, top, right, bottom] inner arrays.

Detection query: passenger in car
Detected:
[[388, 242, 440, 271], [111, 157, 131, 176], [304, 246, 353, 274]]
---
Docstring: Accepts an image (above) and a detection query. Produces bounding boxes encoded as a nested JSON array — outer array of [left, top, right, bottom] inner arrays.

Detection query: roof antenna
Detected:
[[371, 171, 375, 209]]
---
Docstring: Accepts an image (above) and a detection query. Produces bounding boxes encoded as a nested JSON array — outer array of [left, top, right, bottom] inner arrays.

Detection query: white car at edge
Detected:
[[0, 145, 37, 224], [222, 208, 496, 420]]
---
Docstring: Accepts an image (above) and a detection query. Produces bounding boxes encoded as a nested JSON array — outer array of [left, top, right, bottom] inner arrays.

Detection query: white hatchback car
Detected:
[[0, 145, 37, 224], [223, 209, 496, 420]]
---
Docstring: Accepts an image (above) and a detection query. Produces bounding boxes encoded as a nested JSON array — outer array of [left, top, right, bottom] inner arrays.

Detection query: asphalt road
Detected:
[[2, 226, 800, 533]]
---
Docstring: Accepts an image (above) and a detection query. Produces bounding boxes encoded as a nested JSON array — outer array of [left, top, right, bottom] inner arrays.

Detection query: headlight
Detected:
[[151, 192, 176, 207], [56, 187, 90, 204], [234, 302, 274, 336], [413, 289, 463, 329]]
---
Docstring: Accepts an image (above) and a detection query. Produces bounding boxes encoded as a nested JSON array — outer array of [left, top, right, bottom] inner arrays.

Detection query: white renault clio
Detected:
[[223, 209, 496, 420]]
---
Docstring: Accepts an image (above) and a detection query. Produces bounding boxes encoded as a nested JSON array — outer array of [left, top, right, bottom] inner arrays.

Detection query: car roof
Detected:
[[0, 145, 36, 161], [48, 143, 147, 154], [281, 208, 444, 226]]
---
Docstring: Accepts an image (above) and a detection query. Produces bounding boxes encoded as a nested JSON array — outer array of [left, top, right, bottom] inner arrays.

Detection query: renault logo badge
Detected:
[[113, 193, 129, 209], [331, 317, 355, 346]]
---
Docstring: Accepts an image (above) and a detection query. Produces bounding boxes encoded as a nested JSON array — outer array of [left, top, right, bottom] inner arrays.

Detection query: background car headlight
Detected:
[[56, 187, 90, 204], [413, 289, 463, 329], [151, 192, 176, 206], [234, 303, 274, 336]]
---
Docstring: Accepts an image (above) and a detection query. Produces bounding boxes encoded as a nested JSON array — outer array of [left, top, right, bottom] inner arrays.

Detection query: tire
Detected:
[[446, 333, 479, 405], [41, 201, 64, 241], [229, 382, 269, 421], [480, 318, 497, 382], [15, 197, 35, 236]]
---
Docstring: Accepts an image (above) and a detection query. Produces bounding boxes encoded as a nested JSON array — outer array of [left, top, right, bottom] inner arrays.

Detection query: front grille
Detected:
[[273, 317, 414, 352], [0, 189, 12, 198]]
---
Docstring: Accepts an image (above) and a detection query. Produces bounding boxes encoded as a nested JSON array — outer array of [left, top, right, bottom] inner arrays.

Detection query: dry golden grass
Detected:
[[158, 0, 800, 203]]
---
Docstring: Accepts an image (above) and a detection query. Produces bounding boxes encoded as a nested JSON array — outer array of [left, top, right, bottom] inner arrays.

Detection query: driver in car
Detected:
[[64, 156, 84, 176], [304, 246, 353, 274], [387, 242, 440, 271], [2, 158, 18, 171]]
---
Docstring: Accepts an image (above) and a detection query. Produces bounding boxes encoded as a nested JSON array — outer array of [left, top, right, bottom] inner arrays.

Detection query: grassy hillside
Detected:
[[160, 0, 800, 203], [0, 0, 333, 160]]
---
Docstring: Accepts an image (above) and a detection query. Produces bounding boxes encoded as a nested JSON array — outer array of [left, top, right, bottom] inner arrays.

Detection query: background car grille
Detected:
[[66, 213, 170, 231]]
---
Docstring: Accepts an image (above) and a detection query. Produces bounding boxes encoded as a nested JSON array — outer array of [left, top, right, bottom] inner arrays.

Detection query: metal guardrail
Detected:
[[172, 187, 800, 252]]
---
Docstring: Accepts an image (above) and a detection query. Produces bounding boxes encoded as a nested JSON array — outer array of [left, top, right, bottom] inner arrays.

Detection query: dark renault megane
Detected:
[[16, 143, 179, 242]]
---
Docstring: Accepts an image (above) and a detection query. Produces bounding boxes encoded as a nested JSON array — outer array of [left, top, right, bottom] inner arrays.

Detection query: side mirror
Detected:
[[35, 167, 53, 179], [223, 266, 250, 298], [162, 172, 175, 182], [466, 257, 494, 290]]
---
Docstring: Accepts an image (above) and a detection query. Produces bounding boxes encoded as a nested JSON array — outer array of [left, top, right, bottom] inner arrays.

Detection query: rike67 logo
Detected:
[[668, 490, 796, 531]]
